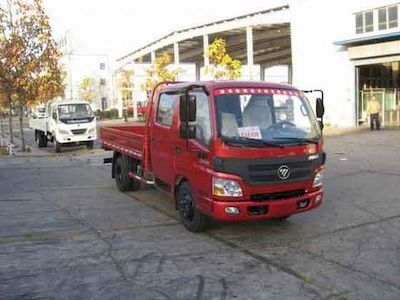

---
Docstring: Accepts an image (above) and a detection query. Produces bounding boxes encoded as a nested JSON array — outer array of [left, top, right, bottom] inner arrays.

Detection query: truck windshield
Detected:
[[58, 104, 94, 123], [215, 89, 321, 147]]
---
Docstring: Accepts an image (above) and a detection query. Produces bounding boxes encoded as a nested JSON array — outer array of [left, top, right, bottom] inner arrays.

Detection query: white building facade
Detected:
[[58, 31, 116, 111], [119, 0, 400, 127], [291, 0, 400, 128]]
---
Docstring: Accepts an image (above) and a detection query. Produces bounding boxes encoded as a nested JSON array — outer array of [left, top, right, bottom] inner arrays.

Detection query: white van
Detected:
[[29, 100, 97, 153]]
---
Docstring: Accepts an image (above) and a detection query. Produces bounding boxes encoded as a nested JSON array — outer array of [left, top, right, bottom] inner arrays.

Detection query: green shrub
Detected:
[[102, 110, 111, 119], [109, 109, 119, 119]]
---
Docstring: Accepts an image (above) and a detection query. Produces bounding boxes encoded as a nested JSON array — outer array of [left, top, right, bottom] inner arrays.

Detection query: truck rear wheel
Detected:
[[177, 182, 209, 232], [114, 155, 140, 192]]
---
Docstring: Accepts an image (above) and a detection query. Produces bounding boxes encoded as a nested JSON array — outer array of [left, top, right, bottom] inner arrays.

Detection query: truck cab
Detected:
[[101, 81, 325, 232]]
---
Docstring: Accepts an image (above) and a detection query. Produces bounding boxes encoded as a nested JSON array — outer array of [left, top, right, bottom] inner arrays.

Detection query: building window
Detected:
[[100, 78, 106, 85], [356, 11, 375, 34], [365, 11, 374, 32], [388, 6, 398, 28], [356, 13, 364, 33], [378, 8, 387, 30], [100, 62, 106, 70], [101, 97, 107, 110], [378, 6, 398, 30]]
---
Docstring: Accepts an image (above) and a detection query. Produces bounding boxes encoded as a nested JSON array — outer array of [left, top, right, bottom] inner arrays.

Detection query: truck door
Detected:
[[150, 93, 178, 185], [173, 91, 213, 208]]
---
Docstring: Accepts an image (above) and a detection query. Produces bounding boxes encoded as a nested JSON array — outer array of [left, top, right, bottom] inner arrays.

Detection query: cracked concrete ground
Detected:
[[0, 129, 400, 299]]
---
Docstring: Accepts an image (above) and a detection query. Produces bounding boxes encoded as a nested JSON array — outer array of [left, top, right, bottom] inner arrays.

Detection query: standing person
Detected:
[[367, 96, 381, 130]]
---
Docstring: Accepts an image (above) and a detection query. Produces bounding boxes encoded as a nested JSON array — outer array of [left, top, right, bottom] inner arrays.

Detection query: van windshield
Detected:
[[214, 89, 321, 147], [58, 104, 94, 124]]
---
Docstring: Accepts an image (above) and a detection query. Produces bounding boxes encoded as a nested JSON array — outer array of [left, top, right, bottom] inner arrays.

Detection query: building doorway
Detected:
[[358, 61, 400, 127]]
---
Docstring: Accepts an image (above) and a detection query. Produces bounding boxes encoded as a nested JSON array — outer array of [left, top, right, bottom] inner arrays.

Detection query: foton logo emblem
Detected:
[[277, 165, 290, 180]]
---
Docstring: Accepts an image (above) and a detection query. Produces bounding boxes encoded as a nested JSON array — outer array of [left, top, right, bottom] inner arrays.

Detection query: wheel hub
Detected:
[[181, 192, 194, 221]]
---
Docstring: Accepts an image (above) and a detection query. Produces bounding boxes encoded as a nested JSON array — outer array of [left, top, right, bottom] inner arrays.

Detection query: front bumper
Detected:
[[205, 188, 323, 222], [58, 133, 97, 144]]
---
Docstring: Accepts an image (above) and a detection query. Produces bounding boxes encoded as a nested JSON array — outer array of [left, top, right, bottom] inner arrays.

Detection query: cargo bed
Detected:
[[100, 125, 145, 161]]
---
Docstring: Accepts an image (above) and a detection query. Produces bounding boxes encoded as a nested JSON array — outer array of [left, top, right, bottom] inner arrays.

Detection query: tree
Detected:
[[116, 68, 134, 122], [205, 38, 241, 80], [0, 0, 64, 151], [0, 3, 16, 143], [79, 77, 97, 102], [141, 53, 181, 96]]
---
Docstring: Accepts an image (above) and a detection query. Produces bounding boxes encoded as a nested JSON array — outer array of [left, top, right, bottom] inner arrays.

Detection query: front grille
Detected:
[[251, 189, 306, 202], [248, 161, 310, 172], [71, 129, 87, 135], [247, 205, 268, 215], [248, 161, 312, 184], [213, 154, 322, 186]]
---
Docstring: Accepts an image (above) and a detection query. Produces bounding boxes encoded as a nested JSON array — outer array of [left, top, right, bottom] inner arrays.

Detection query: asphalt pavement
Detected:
[[0, 127, 400, 299]]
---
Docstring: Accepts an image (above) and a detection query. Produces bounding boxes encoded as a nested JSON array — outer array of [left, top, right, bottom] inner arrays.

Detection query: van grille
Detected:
[[71, 129, 87, 135]]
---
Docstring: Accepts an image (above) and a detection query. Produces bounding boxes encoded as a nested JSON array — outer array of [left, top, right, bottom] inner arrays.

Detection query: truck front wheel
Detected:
[[114, 155, 140, 192], [177, 182, 209, 232]]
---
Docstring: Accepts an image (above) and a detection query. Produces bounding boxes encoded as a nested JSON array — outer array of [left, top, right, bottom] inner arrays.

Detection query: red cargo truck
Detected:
[[101, 81, 325, 232]]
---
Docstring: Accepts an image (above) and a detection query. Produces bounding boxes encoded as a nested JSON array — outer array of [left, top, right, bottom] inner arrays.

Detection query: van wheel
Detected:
[[86, 141, 94, 150], [55, 141, 62, 153], [114, 155, 140, 192], [178, 182, 209, 232], [36, 131, 47, 148]]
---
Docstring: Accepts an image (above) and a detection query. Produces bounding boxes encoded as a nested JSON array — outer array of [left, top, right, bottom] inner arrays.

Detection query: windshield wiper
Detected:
[[272, 137, 319, 144], [222, 136, 284, 148]]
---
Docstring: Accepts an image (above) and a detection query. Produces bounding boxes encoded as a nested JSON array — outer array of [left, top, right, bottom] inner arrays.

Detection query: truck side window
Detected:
[[156, 93, 176, 126], [192, 92, 212, 146]]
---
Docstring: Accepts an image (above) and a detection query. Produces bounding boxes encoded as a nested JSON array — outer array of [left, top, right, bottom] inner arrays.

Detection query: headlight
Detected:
[[58, 128, 69, 135], [213, 177, 243, 197], [313, 170, 323, 188], [88, 127, 96, 134]]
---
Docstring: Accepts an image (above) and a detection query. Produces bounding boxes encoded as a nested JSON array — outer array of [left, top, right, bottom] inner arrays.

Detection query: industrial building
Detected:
[[118, 0, 400, 128]]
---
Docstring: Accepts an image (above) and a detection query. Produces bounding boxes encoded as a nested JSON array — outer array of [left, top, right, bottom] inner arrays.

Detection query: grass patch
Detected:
[[0, 147, 10, 156], [0, 232, 58, 244]]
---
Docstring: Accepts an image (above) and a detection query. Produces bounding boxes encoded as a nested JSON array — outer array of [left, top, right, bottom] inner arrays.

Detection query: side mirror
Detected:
[[179, 94, 197, 122], [179, 123, 196, 139], [52, 112, 57, 120], [316, 98, 324, 118]]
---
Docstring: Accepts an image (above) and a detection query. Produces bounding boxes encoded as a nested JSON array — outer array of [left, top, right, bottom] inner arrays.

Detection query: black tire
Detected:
[[177, 182, 209, 232], [36, 131, 47, 148], [114, 155, 140, 192], [55, 141, 62, 153], [86, 141, 94, 150], [275, 215, 291, 221]]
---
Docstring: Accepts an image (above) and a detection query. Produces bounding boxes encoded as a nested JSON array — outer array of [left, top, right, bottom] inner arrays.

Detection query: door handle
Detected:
[[175, 146, 181, 154], [151, 138, 158, 144]]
